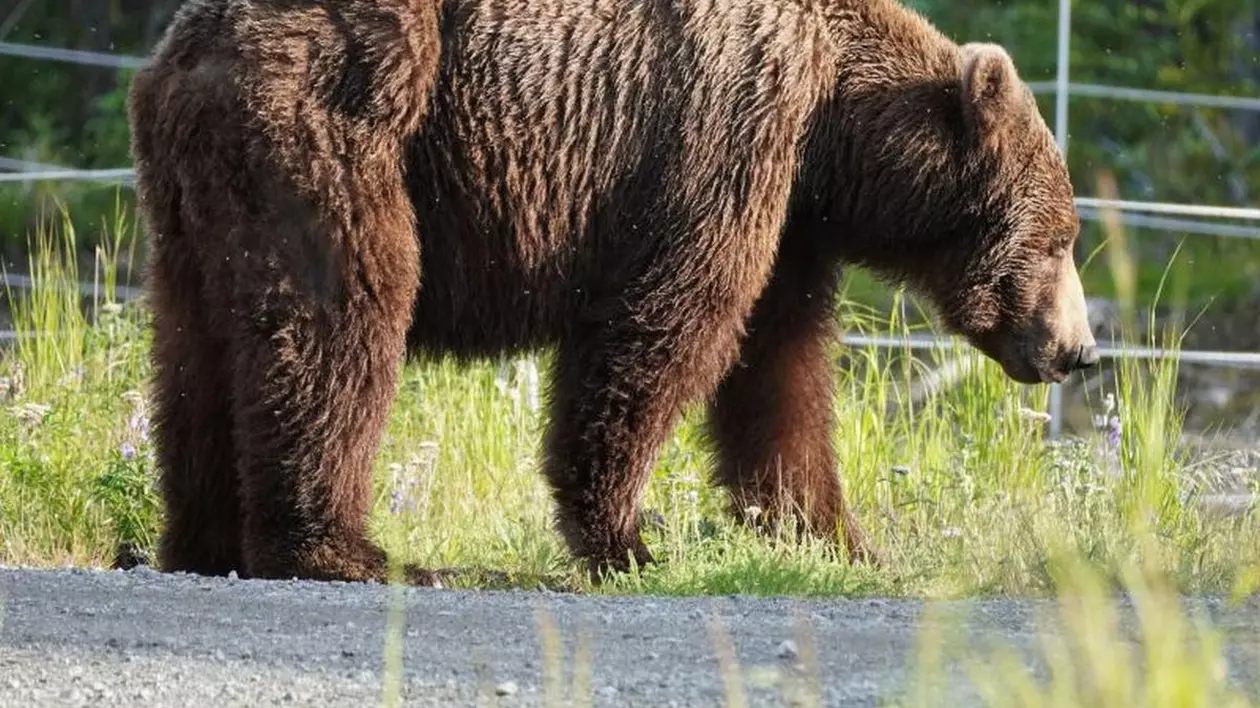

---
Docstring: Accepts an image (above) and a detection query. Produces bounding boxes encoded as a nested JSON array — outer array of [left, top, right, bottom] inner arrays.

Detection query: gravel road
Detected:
[[3, 566, 1260, 707]]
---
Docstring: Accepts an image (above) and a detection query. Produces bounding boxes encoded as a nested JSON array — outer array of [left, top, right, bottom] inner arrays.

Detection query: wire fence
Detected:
[[0, 40, 148, 69], [842, 333, 1260, 369], [6, 162, 1260, 238], [2, 25, 1259, 435]]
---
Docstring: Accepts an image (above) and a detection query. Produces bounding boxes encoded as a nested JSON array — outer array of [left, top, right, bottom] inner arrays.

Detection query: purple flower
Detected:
[[1106, 415, 1122, 450], [1090, 394, 1122, 455], [128, 411, 150, 443], [387, 463, 422, 515], [121, 441, 137, 460]]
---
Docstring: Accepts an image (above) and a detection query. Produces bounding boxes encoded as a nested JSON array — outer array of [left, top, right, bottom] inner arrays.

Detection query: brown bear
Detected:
[[127, 0, 1098, 585]]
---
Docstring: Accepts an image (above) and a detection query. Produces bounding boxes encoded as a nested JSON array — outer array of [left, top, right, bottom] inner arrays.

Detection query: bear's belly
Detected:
[[404, 237, 578, 360]]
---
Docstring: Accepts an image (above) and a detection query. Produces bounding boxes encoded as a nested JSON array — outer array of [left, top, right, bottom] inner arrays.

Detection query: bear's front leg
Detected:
[[542, 300, 750, 580], [707, 242, 882, 565]]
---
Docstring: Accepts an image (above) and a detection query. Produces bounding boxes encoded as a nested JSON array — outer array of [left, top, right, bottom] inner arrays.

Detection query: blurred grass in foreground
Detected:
[[1, 192, 1256, 599]]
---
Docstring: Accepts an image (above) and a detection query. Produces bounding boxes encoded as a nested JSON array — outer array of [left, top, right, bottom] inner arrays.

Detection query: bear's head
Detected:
[[833, 41, 1098, 385]]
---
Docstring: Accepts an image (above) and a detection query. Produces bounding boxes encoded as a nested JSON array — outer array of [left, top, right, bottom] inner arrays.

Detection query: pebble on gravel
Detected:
[[494, 681, 518, 697], [776, 640, 799, 660]]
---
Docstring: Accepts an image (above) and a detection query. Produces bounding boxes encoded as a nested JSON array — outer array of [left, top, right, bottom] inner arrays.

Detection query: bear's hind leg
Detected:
[[226, 181, 441, 586], [706, 251, 880, 565], [214, 0, 444, 585], [127, 0, 445, 585], [148, 245, 245, 577], [131, 72, 244, 576]]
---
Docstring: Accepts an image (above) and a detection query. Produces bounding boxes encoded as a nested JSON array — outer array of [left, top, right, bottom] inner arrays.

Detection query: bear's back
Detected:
[[404, 0, 839, 356]]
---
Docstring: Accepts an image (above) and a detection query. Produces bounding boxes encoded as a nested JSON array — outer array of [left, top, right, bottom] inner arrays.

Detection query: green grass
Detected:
[[2, 202, 1260, 704], [2, 201, 1258, 596]]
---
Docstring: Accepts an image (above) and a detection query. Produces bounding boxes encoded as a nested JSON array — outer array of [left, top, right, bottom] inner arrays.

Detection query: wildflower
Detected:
[[121, 390, 148, 413], [1091, 393, 1116, 429], [414, 440, 439, 466], [128, 410, 150, 443], [496, 356, 542, 413], [9, 402, 51, 428], [387, 445, 438, 516], [1016, 407, 1052, 424], [387, 462, 418, 515], [57, 366, 86, 388], [1091, 393, 1122, 453], [1106, 414, 1122, 450], [388, 485, 410, 515], [1, 366, 25, 401], [516, 357, 540, 412], [942, 526, 962, 538], [113, 390, 153, 462], [640, 508, 668, 530], [494, 360, 516, 401]]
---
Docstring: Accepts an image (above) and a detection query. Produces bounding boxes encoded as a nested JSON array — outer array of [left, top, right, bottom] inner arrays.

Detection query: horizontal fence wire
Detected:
[[6, 162, 1258, 239], [1027, 80, 1260, 112], [1, 273, 144, 302], [1075, 207, 1260, 241], [0, 41, 147, 69], [841, 334, 1260, 369], [0, 157, 71, 172], [1076, 197, 1260, 222], [0, 167, 134, 184]]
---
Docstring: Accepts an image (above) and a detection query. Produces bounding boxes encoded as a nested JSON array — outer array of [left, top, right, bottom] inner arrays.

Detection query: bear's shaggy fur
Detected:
[[128, 0, 1096, 584]]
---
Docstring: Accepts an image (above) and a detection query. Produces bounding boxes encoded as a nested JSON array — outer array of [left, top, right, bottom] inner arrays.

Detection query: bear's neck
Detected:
[[789, 0, 966, 277]]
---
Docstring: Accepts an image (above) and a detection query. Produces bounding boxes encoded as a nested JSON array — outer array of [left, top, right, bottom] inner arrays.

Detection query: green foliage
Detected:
[[2, 205, 1258, 605], [0, 200, 156, 565]]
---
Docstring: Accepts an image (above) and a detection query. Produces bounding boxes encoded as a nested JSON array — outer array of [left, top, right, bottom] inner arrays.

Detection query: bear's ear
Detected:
[[959, 43, 1019, 137]]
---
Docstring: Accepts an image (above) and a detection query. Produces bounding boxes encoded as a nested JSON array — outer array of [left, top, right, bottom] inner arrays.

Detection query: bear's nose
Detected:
[[1074, 344, 1100, 370]]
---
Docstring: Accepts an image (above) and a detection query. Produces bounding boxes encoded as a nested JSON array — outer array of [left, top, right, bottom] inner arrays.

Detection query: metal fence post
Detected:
[[1048, 0, 1072, 438]]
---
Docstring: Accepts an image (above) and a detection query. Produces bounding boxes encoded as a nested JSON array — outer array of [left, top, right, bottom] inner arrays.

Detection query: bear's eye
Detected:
[[1050, 232, 1073, 255]]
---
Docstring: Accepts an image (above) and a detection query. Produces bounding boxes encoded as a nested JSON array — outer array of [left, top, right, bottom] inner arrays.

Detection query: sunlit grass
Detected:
[[1, 194, 1255, 605]]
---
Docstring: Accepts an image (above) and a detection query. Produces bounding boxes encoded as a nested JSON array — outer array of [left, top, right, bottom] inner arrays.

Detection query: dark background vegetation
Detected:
[[0, 0, 1257, 318]]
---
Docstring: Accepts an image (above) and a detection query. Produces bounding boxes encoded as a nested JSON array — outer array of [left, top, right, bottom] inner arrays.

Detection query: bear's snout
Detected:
[[972, 255, 1098, 386], [1039, 341, 1099, 383], [1071, 343, 1100, 371], [1041, 251, 1098, 381]]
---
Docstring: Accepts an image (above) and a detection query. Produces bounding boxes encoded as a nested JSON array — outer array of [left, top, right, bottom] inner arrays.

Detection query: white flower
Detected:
[[1016, 407, 1052, 424], [9, 402, 51, 427]]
